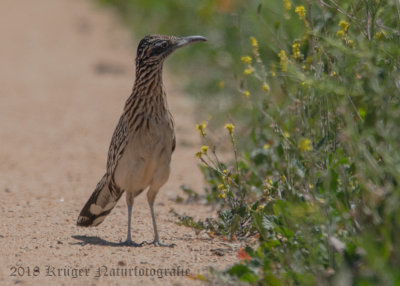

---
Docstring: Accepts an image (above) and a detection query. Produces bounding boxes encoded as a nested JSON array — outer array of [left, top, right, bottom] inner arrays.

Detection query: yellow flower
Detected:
[[224, 123, 235, 135], [283, 131, 290, 138], [302, 65, 307, 70], [218, 81, 225, 89], [295, 6, 306, 20], [339, 20, 349, 32], [330, 71, 337, 77], [262, 83, 270, 93], [264, 178, 273, 191], [218, 185, 228, 199], [336, 30, 345, 38], [292, 41, 301, 60], [374, 30, 387, 40], [201, 145, 209, 154], [299, 138, 313, 151], [195, 151, 202, 158], [241, 56, 252, 64], [242, 90, 250, 97], [263, 143, 271, 149], [244, 67, 253, 75], [271, 64, 277, 77], [196, 122, 207, 136], [283, 0, 291, 11], [309, 183, 314, 189], [250, 36, 258, 48], [347, 39, 354, 47], [278, 50, 288, 72], [257, 205, 265, 212]]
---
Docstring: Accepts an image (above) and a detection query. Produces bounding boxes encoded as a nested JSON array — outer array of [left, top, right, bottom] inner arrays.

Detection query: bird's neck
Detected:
[[123, 63, 168, 124], [134, 62, 164, 91]]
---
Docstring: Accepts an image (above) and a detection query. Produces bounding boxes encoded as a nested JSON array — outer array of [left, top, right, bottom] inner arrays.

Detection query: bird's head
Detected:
[[135, 35, 207, 67]]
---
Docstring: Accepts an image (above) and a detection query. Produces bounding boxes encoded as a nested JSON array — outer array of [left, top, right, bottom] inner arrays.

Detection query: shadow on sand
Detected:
[[71, 235, 138, 247]]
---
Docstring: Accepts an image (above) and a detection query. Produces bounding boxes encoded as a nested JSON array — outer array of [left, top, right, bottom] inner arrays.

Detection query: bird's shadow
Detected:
[[71, 235, 128, 247]]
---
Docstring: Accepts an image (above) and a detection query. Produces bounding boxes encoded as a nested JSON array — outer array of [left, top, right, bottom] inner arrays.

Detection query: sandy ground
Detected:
[[0, 0, 240, 285]]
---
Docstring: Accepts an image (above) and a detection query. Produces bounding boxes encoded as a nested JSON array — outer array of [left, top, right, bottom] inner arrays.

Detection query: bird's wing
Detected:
[[168, 111, 176, 153], [106, 115, 129, 176], [77, 115, 128, 227]]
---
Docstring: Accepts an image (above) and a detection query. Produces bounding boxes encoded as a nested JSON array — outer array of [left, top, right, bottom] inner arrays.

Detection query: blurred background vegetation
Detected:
[[99, 0, 399, 284]]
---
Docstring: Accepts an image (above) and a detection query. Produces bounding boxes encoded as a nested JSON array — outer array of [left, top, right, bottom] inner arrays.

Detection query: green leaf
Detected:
[[227, 264, 253, 277], [262, 215, 274, 230]]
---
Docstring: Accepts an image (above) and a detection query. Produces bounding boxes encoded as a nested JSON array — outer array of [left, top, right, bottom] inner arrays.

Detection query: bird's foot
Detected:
[[144, 239, 176, 248], [119, 238, 144, 247]]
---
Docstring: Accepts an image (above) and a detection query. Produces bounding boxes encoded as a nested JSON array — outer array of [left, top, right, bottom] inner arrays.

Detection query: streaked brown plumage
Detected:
[[76, 35, 206, 246]]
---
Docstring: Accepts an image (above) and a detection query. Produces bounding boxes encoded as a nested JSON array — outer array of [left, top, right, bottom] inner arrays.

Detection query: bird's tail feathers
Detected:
[[76, 174, 123, 227]]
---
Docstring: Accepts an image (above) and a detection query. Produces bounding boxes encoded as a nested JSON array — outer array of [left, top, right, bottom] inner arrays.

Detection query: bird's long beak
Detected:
[[174, 35, 207, 49]]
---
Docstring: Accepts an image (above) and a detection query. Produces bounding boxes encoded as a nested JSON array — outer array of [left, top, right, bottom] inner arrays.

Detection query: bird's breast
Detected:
[[114, 115, 174, 192]]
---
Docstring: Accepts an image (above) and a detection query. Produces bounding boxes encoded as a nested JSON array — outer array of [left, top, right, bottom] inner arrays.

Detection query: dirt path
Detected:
[[0, 0, 239, 285]]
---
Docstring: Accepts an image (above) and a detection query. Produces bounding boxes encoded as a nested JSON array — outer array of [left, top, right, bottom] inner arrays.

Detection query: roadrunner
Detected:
[[77, 35, 206, 246]]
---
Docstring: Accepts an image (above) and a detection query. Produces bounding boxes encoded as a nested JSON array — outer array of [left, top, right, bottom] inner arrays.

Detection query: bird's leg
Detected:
[[119, 192, 143, 247], [145, 189, 175, 247]]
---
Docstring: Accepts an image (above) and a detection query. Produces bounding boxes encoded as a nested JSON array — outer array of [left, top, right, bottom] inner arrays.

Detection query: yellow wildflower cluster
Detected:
[[337, 20, 349, 38], [250, 36, 258, 48], [292, 41, 301, 60], [224, 123, 235, 135], [299, 138, 313, 151], [278, 50, 289, 72], [242, 90, 250, 98], [339, 20, 349, 32], [195, 145, 209, 158], [243, 67, 254, 75], [283, 131, 290, 138], [271, 64, 277, 77], [374, 30, 387, 40], [262, 83, 270, 93], [218, 192, 227, 199], [218, 183, 227, 199], [250, 36, 259, 55], [336, 30, 344, 38], [241, 56, 252, 64], [263, 143, 271, 149], [283, 0, 291, 11], [264, 178, 273, 191], [196, 122, 207, 136], [201, 145, 209, 154], [295, 6, 306, 20], [347, 39, 354, 47]]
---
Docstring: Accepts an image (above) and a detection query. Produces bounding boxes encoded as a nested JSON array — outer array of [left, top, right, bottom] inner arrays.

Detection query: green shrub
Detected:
[[192, 1, 400, 284]]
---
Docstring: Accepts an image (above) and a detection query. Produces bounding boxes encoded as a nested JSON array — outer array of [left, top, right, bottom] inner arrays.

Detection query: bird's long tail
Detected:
[[77, 174, 124, 227]]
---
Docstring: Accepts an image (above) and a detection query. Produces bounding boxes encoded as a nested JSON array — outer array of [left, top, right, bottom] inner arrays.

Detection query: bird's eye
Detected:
[[160, 41, 168, 48], [151, 41, 169, 56]]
